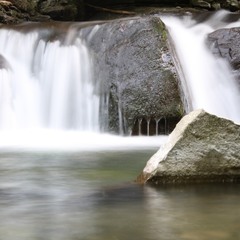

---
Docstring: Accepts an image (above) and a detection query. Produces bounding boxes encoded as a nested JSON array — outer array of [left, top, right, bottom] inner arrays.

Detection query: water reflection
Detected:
[[0, 150, 240, 240], [144, 184, 240, 240]]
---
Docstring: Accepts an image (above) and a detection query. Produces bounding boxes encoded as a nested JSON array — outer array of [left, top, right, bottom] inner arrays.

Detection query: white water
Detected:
[[0, 28, 98, 131], [0, 130, 167, 151], [162, 11, 240, 124], [1, 12, 240, 150], [0, 25, 167, 150]]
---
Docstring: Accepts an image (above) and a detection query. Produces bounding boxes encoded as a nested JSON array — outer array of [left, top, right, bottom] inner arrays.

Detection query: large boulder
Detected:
[[137, 109, 240, 184], [83, 16, 183, 134]]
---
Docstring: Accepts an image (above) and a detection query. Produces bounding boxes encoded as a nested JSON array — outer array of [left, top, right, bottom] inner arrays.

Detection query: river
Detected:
[[0, 142, 239, 240]]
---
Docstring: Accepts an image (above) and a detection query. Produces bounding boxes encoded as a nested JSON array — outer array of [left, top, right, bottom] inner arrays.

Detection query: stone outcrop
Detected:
[[83, 16, 183, 134], [137, 109, 240, 184]]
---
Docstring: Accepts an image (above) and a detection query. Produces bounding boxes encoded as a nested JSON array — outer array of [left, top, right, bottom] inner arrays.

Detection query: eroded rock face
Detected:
[[83, 16, 183, 134], [137, 109, 240, 184]]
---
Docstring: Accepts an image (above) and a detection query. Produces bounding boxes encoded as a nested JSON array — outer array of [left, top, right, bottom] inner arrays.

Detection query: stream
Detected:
[[0, 142, 239, 240]]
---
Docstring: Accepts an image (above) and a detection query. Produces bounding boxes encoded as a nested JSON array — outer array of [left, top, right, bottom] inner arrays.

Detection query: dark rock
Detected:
[[227, 0, 240, 11], [39, 0, 79, 21], [191, 0, 211, 9], [0, 0, 84, 23], [211, 2, 221, 10], [207, 26, 240, 85], [0, 3, 28, 24], [137, 109, 240, 184], [10, 0, 38, 13], [83, 16, 183, 134], [208, 27, 240, 70]]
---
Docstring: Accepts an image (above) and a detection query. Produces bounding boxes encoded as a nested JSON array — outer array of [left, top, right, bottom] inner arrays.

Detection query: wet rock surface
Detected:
[[83, 16, 182, 134], [208, 26, 240, 85], [137, 109, 240, 184]]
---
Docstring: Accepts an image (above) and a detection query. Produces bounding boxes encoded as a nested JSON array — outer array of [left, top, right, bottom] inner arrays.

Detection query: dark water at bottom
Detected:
[[0, 148, 239, 240]]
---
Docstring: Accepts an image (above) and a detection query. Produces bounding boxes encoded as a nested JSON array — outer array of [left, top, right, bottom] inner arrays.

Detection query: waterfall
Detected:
[[0, 23, 166, 150], [162, 11, 240, 124], [1, 11, 240, 150], [0, 24, 99, 131]]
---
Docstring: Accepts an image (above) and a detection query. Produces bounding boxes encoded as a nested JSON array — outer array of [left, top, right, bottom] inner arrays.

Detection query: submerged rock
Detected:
[[137, 109, 240, 184]]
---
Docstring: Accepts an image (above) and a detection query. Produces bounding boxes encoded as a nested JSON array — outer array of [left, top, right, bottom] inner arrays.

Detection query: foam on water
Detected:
[[0, 129, 167, 151]]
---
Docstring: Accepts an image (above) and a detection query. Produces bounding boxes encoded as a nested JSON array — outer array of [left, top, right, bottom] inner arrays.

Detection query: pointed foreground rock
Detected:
[[137, 109, 240, 184]]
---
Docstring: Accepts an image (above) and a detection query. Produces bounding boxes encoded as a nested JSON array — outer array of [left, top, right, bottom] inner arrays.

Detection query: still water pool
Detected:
[[0, 141, 240, 240]]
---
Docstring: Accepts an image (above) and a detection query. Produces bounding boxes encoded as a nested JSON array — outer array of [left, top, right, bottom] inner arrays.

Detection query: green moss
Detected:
[[177, 103, 185, 117], [151, 17, 168, 42]]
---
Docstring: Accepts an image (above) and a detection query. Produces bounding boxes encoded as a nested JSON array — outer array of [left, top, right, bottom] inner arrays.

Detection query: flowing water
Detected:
[[162, 11, 240, 123], [0, 24, 99, 131], [0, 11, 240, 240]]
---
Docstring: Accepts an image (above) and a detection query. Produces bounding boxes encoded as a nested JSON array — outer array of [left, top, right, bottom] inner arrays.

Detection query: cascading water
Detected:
[[0, 24, 105, 150], [162, 11, 240, 124], [0, 23, 165, 150], [0, 25, 99, 131], [1, 11, 240, 150]]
